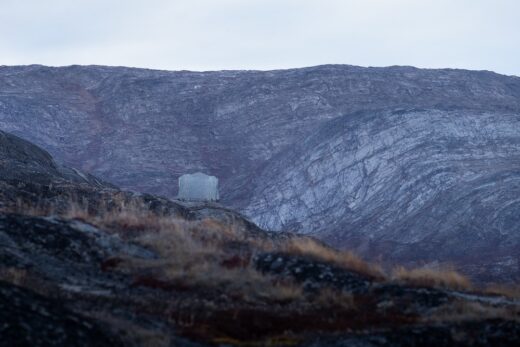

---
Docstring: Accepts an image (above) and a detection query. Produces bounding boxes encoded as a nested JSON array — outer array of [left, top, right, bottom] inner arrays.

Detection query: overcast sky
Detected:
[[0, 0, 518, 76]]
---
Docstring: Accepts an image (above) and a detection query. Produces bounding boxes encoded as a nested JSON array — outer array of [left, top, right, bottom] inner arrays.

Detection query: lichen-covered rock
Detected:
[[0, 130, 107, 187], [0, 281, 122, 347], [301, 320, 520, 347], [255, 253, 375, 294]]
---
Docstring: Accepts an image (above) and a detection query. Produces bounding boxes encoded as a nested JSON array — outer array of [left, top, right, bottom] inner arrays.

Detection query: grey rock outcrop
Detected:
[[0, 130, 107, 186], [0, 280, 123, 347]]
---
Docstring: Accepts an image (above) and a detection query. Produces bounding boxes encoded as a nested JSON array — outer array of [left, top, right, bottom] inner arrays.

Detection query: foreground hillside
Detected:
[[1, 133, 520, 346], [0, 64, 519, 283]]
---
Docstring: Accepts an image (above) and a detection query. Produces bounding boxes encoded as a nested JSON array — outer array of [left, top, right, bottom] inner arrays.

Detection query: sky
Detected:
[[0, 0, 518, 76]]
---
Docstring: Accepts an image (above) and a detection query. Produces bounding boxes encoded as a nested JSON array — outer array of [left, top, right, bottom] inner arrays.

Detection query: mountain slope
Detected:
[[1, 64, 519, 200], [0, 129, 106, 186], [1, 130, 519, 346], [1, 64, 520, 281], [243, 109, 520, 282]]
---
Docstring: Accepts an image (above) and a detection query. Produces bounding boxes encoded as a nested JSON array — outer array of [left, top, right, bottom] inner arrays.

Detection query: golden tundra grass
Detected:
[[425, 300, 520, 323], [484, 284, 520, 299], [54, 198, 295, 300], [66, 200, 362, 305], [281, 236, 385, 279], [5, 195, 485, 295], [105, 213, 305, 303], [392, 266, 472, 291]]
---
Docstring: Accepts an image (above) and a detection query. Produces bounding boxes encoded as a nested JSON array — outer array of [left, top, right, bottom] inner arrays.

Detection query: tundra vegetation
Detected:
[[2, 193, 519, 346]]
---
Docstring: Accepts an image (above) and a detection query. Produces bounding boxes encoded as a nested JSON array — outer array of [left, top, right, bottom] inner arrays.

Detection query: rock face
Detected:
[[1, 64, 520, 281], [0, 130, 107, 186], [0, 281, 123, 347], [1, 124, 520, 346], [244, 109, 520, 282]]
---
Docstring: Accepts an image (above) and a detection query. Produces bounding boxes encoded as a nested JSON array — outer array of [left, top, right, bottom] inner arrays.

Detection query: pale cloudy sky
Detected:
[[0, 0, 518, 75]]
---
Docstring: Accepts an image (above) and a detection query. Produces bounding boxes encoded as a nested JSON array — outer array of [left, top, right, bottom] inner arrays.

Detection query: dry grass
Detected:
[[84, 205, 369, 306], [426, 300, 519, 323], [124, 261, 305, 304], [392, 266, 472, 291], [5, 194, 487, 299], [0, 267, 30, 287], [62, 200, 95, 221], [8, 197, 54, 216], [484, 284, 520, 299], [281, 236, 385, 279], [219, 268, 304, 303], [5, 197, 307, 304], [111, 218, 304, 304], [312, 287, 355, 310], [5, 188, 520, 345], [53, 198, 304, 304]]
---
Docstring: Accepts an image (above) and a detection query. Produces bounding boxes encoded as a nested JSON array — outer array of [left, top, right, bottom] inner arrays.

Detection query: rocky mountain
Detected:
[[0, 64, 519, 282], [244, 109, 520, 283], [1, 129, 520, 346], [0, 129, 107, 186]]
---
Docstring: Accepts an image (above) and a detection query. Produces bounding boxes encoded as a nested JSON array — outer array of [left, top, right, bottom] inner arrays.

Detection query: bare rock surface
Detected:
[[245, 109, 520, 282], [0, 281, 123, 347], [0, 129, 107, 186]]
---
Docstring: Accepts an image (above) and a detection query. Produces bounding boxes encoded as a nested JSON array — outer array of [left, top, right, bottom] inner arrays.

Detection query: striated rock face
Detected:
[[244, 109, 520, 282], [1, 64, 519, 200], [1, 64, 520, 281]]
